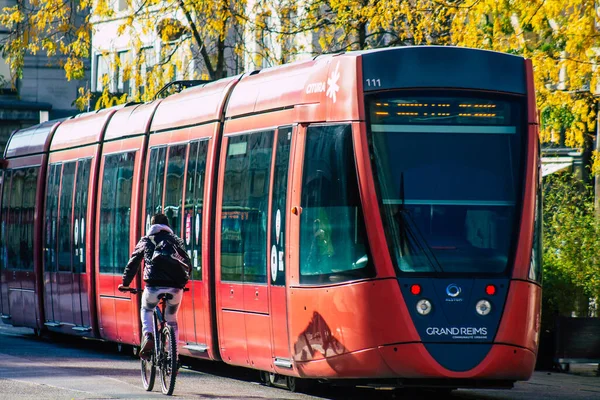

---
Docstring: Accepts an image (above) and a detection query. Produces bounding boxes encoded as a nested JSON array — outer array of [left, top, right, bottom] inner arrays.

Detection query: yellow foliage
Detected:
[[284, 0, 600, 152], [447, 0, 600, 150], [2, 0, 600, 145]]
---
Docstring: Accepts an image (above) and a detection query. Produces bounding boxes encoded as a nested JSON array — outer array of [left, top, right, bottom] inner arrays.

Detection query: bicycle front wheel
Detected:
[[141, 354, 156, 391], [159, 325, 178, 395]]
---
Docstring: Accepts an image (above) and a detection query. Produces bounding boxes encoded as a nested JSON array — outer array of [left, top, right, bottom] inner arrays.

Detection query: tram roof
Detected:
[[357, 46, 527, 95], [4, 119, 63, 159], [224, 46, 528, 121], [150, 77, 239, 133], [13, 46, 527, 156], [50, 106, 123, 151], [226, 58, 320, 118], [104, 101, 162, 141]]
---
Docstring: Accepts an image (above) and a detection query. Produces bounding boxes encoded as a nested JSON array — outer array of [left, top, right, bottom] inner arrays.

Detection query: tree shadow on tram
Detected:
[[293, 311, 347, 364]]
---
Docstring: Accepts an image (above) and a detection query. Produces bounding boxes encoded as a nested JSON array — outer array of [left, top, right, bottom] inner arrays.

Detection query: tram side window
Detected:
[[0, 170, 12, 270], [0, 167, 39, 271], [8, 169, 24, 270], [270, 127, 292, 286], [115, 153, 135, 270], [165, 144, 186, 235], [299, 124, 373, 284], [100, 156, 117, 274], [44, 165, 60, 272], [529, 186, 543, 283], [145, 146, 167, 233], [21, 167, 38, 271], [221, 131, 274, 283], [74, 159, 91, 273], [184, 140, 209, 281], [58, 162, 76, 272], [100, 152, 136, 274]]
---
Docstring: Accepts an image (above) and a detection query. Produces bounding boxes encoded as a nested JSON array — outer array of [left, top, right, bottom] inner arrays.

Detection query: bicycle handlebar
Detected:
[[119, 286, 142, 294], [118, 286, 190, 294]]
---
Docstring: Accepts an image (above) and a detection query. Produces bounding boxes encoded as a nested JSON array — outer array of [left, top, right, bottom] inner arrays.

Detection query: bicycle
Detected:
[[119, 286, 187, 395]]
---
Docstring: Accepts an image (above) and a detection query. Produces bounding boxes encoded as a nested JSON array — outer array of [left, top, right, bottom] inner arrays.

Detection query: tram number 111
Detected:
[[365, 78, 381, 87]]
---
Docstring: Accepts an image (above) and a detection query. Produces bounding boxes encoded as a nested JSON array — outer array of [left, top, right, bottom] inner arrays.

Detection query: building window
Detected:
[[138, 46, 155, 96], [255, 13, 273, 69], [117, 50, 131, 95], [116, 0, 127, 11], [95, 54, 110, 92], [280, 9, 296, 64]]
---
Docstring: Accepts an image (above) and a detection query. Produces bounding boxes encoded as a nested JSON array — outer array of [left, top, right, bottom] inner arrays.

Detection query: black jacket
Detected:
[[122, 225, 191, 289]]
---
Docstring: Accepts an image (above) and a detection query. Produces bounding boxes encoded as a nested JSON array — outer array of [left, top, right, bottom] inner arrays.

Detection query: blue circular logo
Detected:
[[446, 284, 461, 297]]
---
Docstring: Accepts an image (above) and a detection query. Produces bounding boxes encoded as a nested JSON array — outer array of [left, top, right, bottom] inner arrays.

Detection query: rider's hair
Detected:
[[151, 213, 170, 227]]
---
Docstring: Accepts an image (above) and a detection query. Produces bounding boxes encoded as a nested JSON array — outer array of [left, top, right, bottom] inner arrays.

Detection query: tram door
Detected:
[[269, 126, 294, 370], [43, 164, 60, 324], [17, 167, 40, 328], [0, 168, 38, 327], [46, 162, 77, 328], [0, 170, 17, 324], [0, 171, 7, 319], [146, 142, 209, 352], [180, 140, 209, 352], [44, 160, 92, 331], [72, 159, 92, 330], [0, 171, 13, 321], [55, 162, 76, 327], [96, 151, 137, 342], [0, 166, 39, 326], [217, 128, 278, 370]]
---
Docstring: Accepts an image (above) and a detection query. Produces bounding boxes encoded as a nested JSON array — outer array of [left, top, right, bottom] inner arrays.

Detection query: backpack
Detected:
[[151, 236, 191, 285]]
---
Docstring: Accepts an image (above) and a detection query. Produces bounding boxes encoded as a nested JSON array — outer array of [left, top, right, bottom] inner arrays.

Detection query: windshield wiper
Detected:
[[394, 172, 444, 273]]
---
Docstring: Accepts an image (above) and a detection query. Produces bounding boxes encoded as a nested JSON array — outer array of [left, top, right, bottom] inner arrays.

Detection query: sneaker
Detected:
[[140, 333, 154, 359]]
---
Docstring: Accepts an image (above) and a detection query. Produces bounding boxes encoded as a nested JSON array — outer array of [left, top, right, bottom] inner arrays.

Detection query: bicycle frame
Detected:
[[119, 285, 186, 395], [151, 295, 169, 366]]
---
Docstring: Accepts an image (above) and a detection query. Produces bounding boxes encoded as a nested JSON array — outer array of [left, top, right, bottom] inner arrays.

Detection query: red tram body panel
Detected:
[[0, 46, 542, 389], [96, 101, 162, 345], [0, 120, 62, 332], [45, 108, 119, 337]]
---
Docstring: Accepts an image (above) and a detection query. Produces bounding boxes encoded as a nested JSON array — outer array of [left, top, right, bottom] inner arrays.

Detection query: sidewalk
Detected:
[[565, 363, 600, 377]]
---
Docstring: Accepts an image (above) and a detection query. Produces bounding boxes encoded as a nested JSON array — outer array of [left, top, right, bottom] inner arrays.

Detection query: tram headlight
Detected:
[[476, 299, 492, 316], [416, 299, 432, 315]]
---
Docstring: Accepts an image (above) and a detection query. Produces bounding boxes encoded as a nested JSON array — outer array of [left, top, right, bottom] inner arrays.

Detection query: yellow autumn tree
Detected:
[[251, 0, 453, 58], [251, 1, 600, 156], [4, 0, 600, 145], [448, 0, 599, 152], [0, 0, 249, 109], [0, 0, 91, 82]]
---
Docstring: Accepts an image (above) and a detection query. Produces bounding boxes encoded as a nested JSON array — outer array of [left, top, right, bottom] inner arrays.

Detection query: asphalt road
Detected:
[[0, 323, 599, 399]]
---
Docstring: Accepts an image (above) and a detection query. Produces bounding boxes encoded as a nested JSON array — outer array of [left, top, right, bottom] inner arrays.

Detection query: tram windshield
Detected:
[[366, 92, 525, 274]]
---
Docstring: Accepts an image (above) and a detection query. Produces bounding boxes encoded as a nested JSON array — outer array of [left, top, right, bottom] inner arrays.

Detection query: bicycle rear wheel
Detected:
[[159, 325, 178, 395], [141, 354, 156, 391]]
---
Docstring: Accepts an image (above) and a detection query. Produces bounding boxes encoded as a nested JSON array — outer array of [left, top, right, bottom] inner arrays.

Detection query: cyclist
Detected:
[[118, 213, 191, 359]]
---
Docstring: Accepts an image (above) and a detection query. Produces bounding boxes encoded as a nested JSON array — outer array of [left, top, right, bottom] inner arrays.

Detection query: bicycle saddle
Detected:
[[157, 293, 174, 301]]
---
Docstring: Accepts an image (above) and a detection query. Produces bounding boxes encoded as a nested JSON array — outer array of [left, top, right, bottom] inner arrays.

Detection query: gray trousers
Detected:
[[141, 286, 183, 343]]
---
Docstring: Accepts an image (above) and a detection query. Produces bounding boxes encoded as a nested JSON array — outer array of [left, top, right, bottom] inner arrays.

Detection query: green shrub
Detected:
[[542, 173, 600, 327]]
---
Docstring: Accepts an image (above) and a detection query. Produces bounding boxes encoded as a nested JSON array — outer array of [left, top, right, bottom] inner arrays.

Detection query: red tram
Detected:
[[0, 46, 541, 390]]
